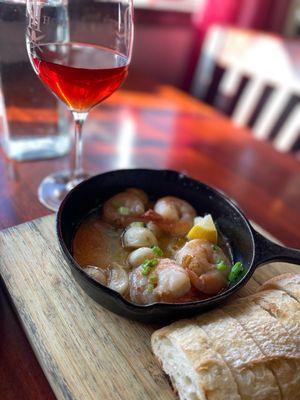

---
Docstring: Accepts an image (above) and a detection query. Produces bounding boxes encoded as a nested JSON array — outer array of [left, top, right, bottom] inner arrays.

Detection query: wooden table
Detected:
[[1, 79, 300, 400]]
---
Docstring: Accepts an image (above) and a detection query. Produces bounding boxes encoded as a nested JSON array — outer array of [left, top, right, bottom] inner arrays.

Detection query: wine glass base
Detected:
[[38, 170, 90, 212]]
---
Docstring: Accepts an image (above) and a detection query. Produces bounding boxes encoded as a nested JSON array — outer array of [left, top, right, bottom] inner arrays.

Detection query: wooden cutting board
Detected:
[[0, 215, 299, 400]]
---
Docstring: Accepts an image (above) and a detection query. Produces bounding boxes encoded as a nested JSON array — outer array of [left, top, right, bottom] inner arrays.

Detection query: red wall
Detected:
[[131, 10, 197, 88]]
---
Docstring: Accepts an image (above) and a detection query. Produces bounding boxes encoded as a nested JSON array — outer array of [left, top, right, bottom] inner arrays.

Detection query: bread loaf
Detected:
[[153, 320, 241, 400], [151, 274, 300, 400], [260, 273, 300, 302], [223, 297, 300, 400]]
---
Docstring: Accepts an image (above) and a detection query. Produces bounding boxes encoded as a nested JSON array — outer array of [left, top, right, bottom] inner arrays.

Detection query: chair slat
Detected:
[[191, 26, 226, 99], [253, 88, 290, 140], [232, 79, 265, 126], [219, 68, 241, 97], [273, 104, 300, 152]]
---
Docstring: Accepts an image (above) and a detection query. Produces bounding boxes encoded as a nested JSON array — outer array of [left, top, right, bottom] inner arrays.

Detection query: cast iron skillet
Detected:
[[57, 169, 300, 323]]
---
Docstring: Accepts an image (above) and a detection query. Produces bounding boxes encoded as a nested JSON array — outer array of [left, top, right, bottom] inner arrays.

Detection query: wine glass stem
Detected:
[[71, 111, 87, 181]]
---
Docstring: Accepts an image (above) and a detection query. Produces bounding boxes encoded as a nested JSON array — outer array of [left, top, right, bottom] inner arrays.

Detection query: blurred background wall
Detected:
[[285, 0, 300, 36], [131, 0, 296, 89]]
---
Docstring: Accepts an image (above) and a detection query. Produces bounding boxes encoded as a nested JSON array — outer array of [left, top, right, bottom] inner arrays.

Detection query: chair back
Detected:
[[191, 25, 300, 154]]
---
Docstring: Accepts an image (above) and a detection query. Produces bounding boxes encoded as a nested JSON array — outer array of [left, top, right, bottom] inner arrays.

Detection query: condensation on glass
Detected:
[[0, 0, 71, 160]]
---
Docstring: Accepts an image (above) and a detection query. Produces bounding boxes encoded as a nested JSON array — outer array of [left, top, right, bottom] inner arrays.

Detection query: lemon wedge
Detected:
[[187, 214, 218, 243]]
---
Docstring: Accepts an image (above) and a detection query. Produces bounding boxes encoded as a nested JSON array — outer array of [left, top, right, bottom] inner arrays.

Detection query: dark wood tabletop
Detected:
[[1, 78, 300, 399]]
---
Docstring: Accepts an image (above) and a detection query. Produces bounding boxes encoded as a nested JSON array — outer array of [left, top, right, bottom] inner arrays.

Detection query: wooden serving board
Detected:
[[0, 215, 299, 400]]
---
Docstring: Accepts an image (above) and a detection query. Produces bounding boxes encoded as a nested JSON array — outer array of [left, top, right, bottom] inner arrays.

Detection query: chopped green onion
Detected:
[[216, 261, 227, 271], [118, 206, 130, 216], [147, 283, 154, 292], [144, 259, 159, 268], [213, 244, 220, 251], [151, 245, 164, 257], [149, 273, 158, 285], [141, 258, 158, 276], [141, 265, 151, 276], [130, 221, 145, 228], [228, 261, 244, 282]]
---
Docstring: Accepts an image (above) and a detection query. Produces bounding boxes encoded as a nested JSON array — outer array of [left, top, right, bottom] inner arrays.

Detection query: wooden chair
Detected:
[[191, 25, 300, 155]]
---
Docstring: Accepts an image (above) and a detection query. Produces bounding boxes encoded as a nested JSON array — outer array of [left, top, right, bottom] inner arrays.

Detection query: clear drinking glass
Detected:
[[26, 0, 134, 211], [0, 0, 71, 161]]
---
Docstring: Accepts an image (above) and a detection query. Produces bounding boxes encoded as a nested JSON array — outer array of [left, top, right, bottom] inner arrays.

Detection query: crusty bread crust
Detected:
[[223, 297, 299, 358], [250, 289, 300, 349], [224, 299, 300, 399], [196, 309, 281, 400], [151, 274, 300, 400], [260, 274, 300, 302], [151, 319, 241, 400]]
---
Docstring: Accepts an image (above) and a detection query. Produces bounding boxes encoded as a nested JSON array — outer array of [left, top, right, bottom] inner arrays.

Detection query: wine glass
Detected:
[[26, 0, 133, 211]]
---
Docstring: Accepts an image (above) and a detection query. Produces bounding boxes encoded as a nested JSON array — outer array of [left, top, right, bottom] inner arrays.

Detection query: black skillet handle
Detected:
[[253, 230, 300, 268]]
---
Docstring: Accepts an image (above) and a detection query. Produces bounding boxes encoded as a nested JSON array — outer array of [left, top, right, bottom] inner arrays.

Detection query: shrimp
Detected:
[[129, 258, 191, 305], [84, 266, 107, 285], [109, 263, 129, 295], [126, 188, 148, 206], [102, 191, 145, 227], [122, 226, 158, 248], [127, 247, 157, 268], [146, 221, 164, 238], [83, 263, 129, 295], [175, 239, 231, 295], [111, 196, 196, 236], [153, 196, 196, 236]]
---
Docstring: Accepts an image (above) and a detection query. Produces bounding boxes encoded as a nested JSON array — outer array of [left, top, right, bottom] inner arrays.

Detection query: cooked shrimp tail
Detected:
[[188, 269, 227, 295]]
